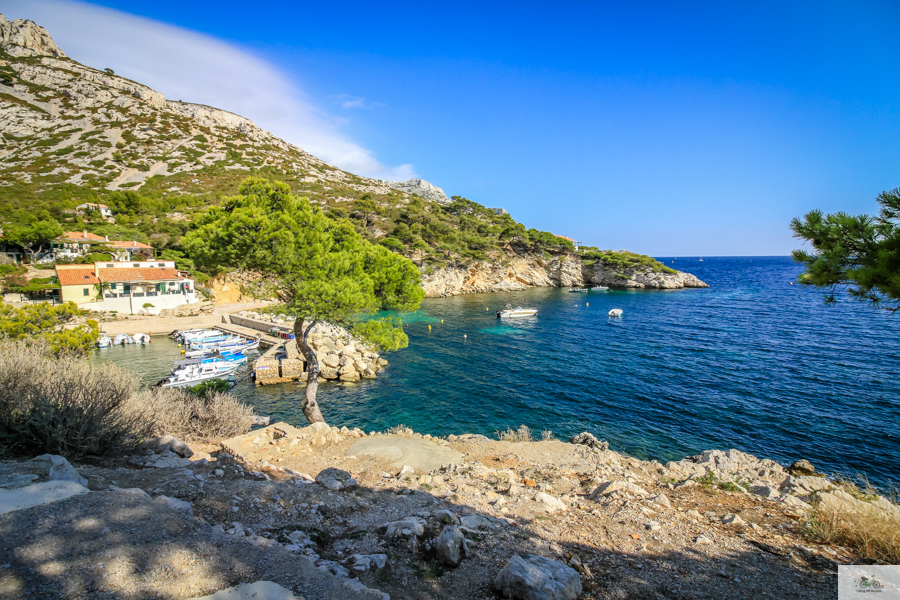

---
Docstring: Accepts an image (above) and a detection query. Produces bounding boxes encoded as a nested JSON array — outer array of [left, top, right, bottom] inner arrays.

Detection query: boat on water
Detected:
[[497, 304, 538, 318], [608, 308, 624, 317], [133, 333, 151, 344], [96, 334, 111, 348], [154, 356, 241, 388], [568, 288, 589, 293], [113, 333, 134, 345], [184, 337, 260, 358], [591, 286, 610, 291], [175, 329, 224, 344]]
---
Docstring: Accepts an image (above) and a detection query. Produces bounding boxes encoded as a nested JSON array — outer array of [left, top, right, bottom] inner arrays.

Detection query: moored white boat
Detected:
[[591, 286, 609, 291], [184, 337, 260, 358], [133, 333, 151, 344], [497, 304, 538, 318], [96, 334, 111, 348], [608, 308, 624, 317], [113, 333, 134, 345], [155, 356, 240, 388]]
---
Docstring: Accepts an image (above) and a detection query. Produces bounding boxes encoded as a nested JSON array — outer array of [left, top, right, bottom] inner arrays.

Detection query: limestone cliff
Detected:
[[420, 252, 707, 297], [0, 15, 66, 58]]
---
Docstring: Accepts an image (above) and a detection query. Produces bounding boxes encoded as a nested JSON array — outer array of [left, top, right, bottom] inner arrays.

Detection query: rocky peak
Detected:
[[0, 13, 66, 59], [389, 178, 451, 205]]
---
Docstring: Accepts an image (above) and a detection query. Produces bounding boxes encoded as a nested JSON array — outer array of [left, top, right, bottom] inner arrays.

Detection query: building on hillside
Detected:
[[105, 239, 155, 261], [55, 261, 197, 314], [49, 231, 155, 262], [488, 208, 508, 215], [75, 203, 112, 218], [554, 234, 581, 250]]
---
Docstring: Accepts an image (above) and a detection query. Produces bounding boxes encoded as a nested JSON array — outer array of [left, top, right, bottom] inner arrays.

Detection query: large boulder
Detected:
[[434, 525, 467, 567], [568, 432, 609, 450], [494, 554, 582, 600], [589, 481, 649, 499], [383, 517, 426, 540], [315, 467, 357, 491], [139, 436, 194, 458], [787, 459, 816, 476], [48, 455, 88, 487]]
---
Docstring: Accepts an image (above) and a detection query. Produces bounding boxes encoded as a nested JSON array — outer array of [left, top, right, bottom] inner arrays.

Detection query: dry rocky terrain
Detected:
[[3, 421, 893, 600]]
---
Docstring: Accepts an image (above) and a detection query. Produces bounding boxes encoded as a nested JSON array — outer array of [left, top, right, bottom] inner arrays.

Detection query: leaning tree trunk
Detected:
[[294, 318, 326, 424]]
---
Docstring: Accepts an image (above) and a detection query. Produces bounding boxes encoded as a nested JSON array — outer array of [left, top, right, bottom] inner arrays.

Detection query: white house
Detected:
[[75, 203, 113, 218], [56, 261, 197, 314]]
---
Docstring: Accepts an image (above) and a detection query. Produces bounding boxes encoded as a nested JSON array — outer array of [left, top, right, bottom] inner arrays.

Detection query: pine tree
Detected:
[[184, 178, 424, 423]]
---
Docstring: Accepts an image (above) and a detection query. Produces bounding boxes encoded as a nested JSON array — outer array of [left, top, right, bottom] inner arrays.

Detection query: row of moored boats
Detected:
[[96, 333, 152, 347], [153, 329, 262, 388]]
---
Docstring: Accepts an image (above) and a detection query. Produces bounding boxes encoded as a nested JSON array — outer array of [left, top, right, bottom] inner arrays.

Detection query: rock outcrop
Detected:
[[420, 252, 707, 297], [0, 11, 399, 199], [388, 178, 451, 204], [0, 15, 66, 58]]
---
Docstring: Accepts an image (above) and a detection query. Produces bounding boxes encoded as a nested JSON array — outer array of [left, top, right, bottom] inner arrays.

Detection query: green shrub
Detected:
[[0, 339, 145, 458]]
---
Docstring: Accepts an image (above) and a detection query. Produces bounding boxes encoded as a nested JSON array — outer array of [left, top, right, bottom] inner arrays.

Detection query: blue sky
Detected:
[[5, 1, 900, 255]]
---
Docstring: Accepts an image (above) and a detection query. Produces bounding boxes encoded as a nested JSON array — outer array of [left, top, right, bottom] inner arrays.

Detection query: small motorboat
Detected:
[[497, 304, 538, 318], [184, 337, 260, 358], [591, 286, 609, 291], [154, 356, 241, 388], [133, 333, 151, 344], [568, 288, 589, 293], [608, 309, 624, 317], [113, 333, 135, 345], [96, 334, 111, 348]]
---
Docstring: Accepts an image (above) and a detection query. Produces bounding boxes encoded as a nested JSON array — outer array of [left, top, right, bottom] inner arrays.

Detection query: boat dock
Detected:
[[216, 319, 283, 347]]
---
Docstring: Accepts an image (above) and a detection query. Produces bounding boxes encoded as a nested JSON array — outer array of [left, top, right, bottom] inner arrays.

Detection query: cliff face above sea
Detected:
[[420, 253, 708, 297]]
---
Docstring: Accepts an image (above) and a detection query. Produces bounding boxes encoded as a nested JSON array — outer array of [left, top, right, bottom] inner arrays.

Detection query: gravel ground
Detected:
[[0, 428, 853, 600]]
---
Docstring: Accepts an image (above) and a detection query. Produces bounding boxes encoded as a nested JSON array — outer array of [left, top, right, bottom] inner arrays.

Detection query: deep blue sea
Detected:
[[96, 257, 900, 487]]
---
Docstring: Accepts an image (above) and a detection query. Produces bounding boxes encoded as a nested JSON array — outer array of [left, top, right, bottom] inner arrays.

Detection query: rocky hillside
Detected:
[[0, 13, 707, 295], [421, 252, 707, 297], [0, 14, 403, 203]]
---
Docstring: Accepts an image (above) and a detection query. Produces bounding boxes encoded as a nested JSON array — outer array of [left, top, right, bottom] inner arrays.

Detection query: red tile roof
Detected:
[[107, 240, 154, 249], [97, 267, 183, 283], [56, 269, 100, 286], [59, 231, 107, 242]]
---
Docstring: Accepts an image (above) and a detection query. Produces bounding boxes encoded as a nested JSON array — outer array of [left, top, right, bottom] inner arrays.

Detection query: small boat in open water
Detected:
[[497, 304, 538, 318]]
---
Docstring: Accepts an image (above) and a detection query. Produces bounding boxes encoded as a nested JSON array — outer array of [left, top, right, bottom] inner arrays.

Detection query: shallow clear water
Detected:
[[94, 257, 900, 487]]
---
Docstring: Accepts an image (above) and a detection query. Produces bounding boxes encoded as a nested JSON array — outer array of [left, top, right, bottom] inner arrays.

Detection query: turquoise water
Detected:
[[95, 257, 900, 487]]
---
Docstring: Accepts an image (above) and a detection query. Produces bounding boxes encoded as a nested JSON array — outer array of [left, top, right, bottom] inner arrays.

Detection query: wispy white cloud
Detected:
[[333, 94, 384, 109], [2, 0, 414, 180]]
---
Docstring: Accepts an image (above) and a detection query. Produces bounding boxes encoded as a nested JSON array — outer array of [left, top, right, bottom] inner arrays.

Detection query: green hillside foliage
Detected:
[[0, 302, 98, 355], [580, 250, 677, 274]]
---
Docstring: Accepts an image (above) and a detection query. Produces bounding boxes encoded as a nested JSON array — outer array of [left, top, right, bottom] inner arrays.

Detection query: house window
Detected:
[[158, 263, 165, 267], [83, 288, 89, 296], [124, 284, 131, 294], [133, 263, 140, 268], [106, 263, 114, 268]]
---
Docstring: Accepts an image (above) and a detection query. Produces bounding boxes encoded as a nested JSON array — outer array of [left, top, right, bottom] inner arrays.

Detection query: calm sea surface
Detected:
[[94, 257, 900, 487]]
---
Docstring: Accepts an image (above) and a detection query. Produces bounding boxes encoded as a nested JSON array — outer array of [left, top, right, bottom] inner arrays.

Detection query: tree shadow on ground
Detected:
[[0, 462, 838, 600]]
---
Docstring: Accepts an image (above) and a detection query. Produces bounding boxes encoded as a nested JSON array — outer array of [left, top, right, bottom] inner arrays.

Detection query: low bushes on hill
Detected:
[[580, 250, 677, 274], [133, 387, 255, 443], [0, 338, 255, 458]]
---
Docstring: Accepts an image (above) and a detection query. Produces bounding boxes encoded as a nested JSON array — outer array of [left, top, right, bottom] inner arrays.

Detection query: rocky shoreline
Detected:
[[238, 312, 387, 385], [420, 253, 708, 298], [2, 421, 895, 599]]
